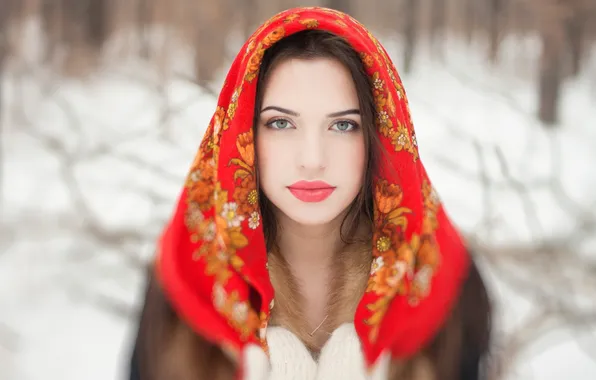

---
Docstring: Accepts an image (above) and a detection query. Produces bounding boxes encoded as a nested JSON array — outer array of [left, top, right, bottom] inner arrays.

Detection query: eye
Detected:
[[266, 119, 293, 130], [330, 120, 358, 132]]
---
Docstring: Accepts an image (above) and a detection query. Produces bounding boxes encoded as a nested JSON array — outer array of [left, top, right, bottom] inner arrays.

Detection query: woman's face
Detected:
[[256, 57, 366, 226]]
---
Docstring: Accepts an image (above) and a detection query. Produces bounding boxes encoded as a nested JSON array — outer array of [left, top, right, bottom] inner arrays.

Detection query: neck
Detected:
[[267, 208, 373, 352], [275, 209, 347, 271]]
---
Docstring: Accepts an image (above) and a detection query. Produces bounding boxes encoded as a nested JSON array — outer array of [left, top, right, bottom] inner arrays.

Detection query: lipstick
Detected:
[[287, 180, 336, 203]]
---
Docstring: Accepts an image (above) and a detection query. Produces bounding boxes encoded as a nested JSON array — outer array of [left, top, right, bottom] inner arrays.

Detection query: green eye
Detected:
[[270, 119, 290, 129], [332, 121, 357, 132]]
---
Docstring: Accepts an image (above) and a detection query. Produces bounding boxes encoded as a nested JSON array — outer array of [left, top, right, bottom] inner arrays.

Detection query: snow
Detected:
[[1, 30, 595, 379]]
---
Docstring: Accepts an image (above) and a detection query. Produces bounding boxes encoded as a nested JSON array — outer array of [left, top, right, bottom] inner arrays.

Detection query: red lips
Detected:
[[287, 180, 336, 203]]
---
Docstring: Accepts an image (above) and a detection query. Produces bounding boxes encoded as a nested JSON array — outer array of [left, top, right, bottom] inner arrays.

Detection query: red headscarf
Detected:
[[156, 6, 469, 373]]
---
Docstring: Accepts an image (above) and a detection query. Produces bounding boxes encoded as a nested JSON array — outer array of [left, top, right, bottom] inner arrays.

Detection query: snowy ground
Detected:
[[1, 31, 595, 379]]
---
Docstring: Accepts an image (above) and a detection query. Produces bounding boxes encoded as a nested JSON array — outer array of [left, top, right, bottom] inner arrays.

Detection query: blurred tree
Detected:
[[430, 0, 446, 58], [324, 0, 351, 14], [537, 0, 568, 125], [487, 0, 505, 63], [137, 0, 155, 58], [38, 0, 109, 76], [403, 0, 419, 73], [0, 0, 20, 113], [564, 0, 593, 77], [0, 0, 10, 70], [241, 0, 260, 39], [566, 13, 585, 77], [193, 0, 227, 84], [0, 0, 14, 206], [464, 0, 477, 43]]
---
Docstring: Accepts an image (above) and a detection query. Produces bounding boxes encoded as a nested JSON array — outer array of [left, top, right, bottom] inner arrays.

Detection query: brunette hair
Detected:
[[253, 30, 382, 251]]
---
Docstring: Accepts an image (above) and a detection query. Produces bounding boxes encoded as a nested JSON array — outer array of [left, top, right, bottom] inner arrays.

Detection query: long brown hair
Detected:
[[253, 30, 382, 251]]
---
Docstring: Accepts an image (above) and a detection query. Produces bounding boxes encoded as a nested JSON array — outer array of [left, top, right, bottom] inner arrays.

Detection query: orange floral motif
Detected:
[[233, 176, 259, 216], [392, 121, 413, 152], [370, 69, 418, 160], [284, 14, 300, 23], [184, 89, 263, 343], [299, 18, 319, 29], [190, 127, 265, 343], [235, 132, 255, 167], [212, 106, 226, 141], [213, 284, 261, 340], [229, 131, 260, 230], [360, 52, 375, 69], [364, 177, 443, 341], [365, 178, 442, 338], [245, 46, 266, 82], [184, 201, 204, 234], [223, 88, 243, 131], [374, 180, 403, 214], [374, 180, 412, 228], [263, 26, 285, 47], [186, 158, 215, 212]]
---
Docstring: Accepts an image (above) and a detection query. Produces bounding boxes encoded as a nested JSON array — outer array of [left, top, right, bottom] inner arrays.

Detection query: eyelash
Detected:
[[265, 118, 294, 130], [331, 120, 359, 133], [264, 118, 360, 133]]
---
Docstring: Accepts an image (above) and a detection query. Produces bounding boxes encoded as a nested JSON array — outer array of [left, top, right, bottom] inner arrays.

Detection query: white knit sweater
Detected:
[[242, 323, 390, 380]]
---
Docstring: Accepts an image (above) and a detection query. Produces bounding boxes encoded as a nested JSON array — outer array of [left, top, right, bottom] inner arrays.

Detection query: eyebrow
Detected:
[[260, 106, 360, 118]]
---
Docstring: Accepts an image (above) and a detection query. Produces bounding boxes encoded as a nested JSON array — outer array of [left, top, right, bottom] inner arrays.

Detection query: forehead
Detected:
[[261, 57, 359, 111]]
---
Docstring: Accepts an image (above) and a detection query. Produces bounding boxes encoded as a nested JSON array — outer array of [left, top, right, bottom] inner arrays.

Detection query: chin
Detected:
[[283, 209, 340, 226], [278, 197, 352, 227]]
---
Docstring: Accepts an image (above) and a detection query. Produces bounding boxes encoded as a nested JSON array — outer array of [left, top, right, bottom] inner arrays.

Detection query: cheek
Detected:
[[256, 134, 288, 184], [334, 136, 366, 185]]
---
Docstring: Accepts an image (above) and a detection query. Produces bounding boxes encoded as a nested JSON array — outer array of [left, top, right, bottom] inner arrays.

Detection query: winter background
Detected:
[[1, 1, 596, 379]]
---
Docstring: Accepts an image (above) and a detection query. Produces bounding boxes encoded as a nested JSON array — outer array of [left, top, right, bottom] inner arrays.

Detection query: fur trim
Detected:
[[268, 227, 372, 352], [241, 323, 436, 380]]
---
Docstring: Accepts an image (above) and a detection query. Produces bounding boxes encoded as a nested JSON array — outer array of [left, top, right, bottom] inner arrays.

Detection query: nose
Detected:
[[297, 129, 326, 173]]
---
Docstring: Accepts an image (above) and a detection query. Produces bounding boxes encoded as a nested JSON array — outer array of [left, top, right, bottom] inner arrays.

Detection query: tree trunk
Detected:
[[488, 0, 504, 63], [194, 0, 226, 84], [137, 0, 153, 59], [0, 0, 10, 211], [538, 31, 563, 125], [566, 12, 585, 77], [325, 0, 351, 15], [86, 0, 108, 50], [242, 0, 259, 40], [464, 0, 476, 43], [403, 0, 419, 74], [430, 0, 446, 58]]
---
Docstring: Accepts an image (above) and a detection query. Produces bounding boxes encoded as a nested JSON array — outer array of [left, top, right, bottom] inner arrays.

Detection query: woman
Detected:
[[129, 7, 493, 380]]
